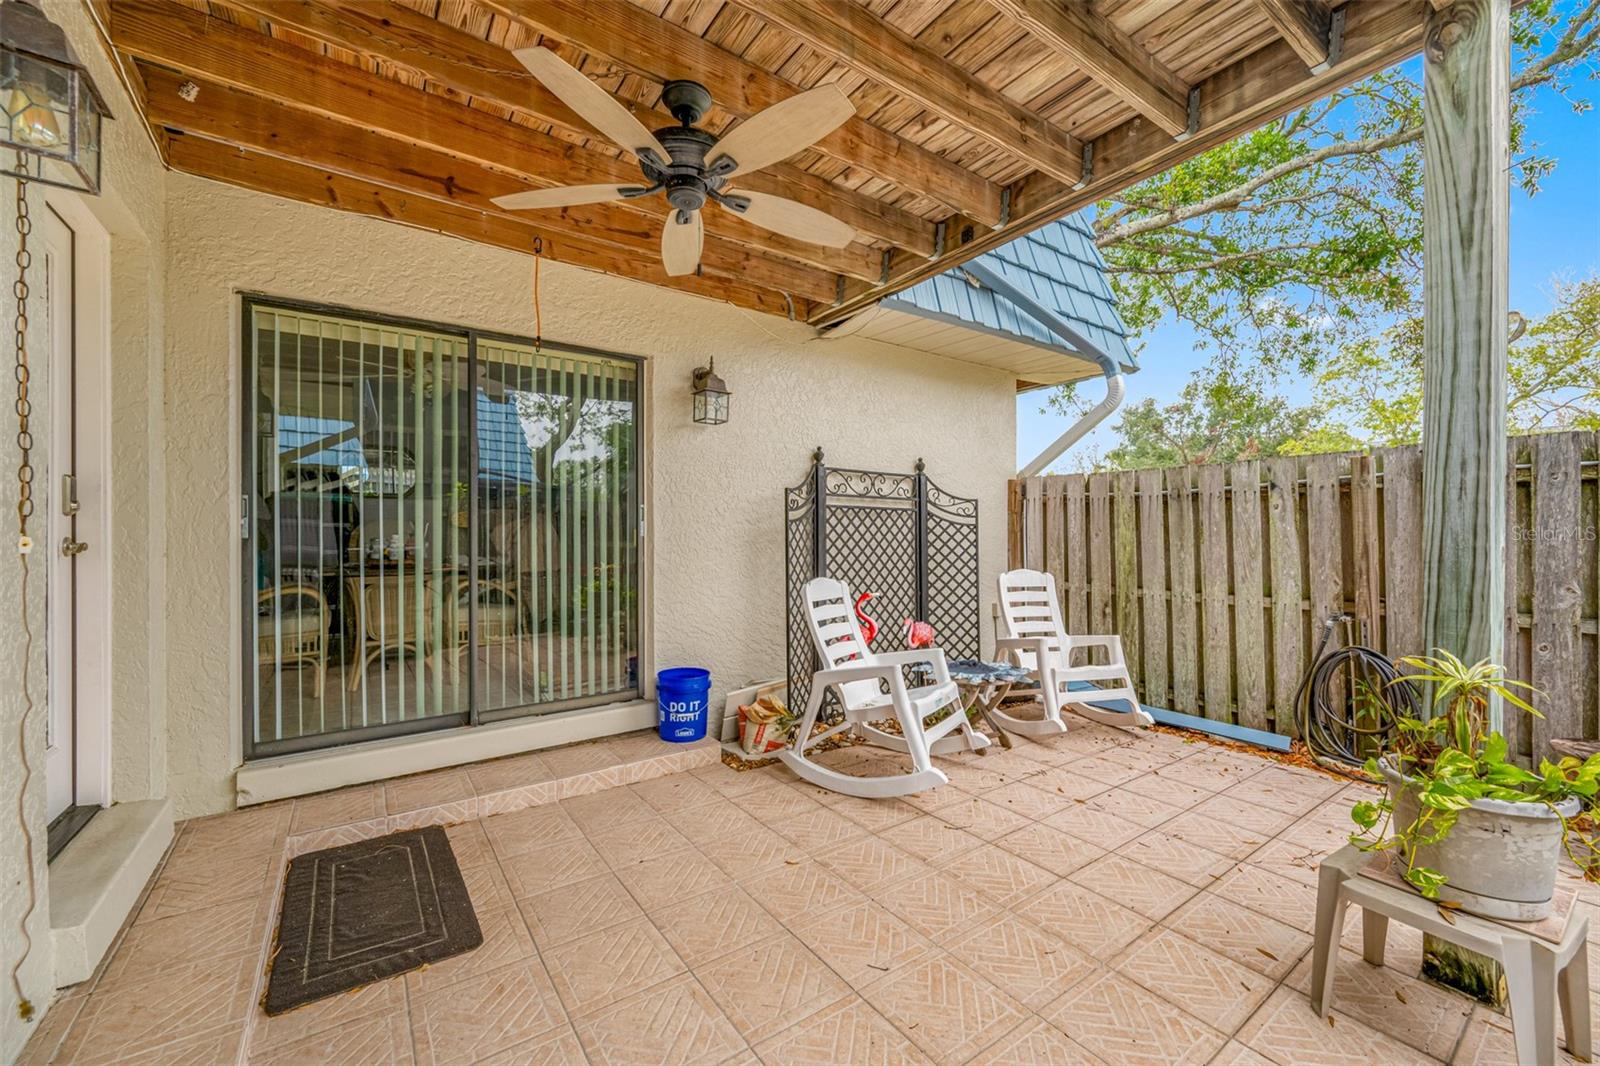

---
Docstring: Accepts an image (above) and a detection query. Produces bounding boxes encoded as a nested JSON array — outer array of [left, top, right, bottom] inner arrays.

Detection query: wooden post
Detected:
[[1418, 0, 1512, 1005]]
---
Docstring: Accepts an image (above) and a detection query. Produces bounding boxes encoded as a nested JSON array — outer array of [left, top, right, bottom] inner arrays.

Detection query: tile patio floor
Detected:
[[21, 717, 1600, 1065]]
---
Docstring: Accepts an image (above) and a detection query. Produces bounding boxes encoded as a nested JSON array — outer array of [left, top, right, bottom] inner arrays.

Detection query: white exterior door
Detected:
[[42, 204, 82, 824]]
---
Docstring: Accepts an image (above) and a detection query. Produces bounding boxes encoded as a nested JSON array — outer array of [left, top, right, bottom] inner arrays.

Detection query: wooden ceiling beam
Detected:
[[986, 0, 1191, 138], [139, 66, 840, 303], [166, 136, 804, 318], [728, 0, 1083, 186], [813, 0, 1428, 325], [1255, 0, 1335, 72], [109, 0, 932, 258], [472, 0, 1003, 228]]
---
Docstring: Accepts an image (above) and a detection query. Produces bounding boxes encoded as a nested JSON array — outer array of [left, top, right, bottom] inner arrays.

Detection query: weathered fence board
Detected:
[[1010, 430, 1600, 759]]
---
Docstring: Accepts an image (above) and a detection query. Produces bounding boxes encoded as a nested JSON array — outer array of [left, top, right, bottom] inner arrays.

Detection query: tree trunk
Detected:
[[1418, 0, 1512, 1006]]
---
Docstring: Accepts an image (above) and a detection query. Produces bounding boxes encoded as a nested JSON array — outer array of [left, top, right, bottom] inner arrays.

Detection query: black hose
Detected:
[[1294, 613, 1417, 770]]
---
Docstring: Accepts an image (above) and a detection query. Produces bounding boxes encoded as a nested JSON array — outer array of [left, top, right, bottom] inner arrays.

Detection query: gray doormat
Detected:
[[264, 825, 481, 1015]]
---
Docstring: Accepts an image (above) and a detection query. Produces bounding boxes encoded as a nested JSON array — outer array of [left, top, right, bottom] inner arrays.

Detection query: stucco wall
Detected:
[[162, 173, 1016, 819], [1, 1, 167, 1058]]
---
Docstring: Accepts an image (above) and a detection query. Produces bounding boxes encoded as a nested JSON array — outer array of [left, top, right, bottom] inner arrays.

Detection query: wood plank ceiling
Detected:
[[96, 0, 1426, 325]]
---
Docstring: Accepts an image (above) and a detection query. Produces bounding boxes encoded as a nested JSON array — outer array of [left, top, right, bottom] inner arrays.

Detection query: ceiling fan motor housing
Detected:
[[650, 125, 722, 217]]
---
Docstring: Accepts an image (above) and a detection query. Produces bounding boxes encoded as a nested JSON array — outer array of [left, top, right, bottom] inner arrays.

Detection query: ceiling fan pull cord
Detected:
[[531, 236, 543, 353]]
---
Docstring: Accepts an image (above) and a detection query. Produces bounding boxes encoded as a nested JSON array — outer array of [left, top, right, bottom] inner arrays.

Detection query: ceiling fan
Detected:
[[493, 47, 860, 277]]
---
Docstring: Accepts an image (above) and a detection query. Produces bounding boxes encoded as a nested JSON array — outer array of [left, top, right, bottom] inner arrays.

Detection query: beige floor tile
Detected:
[[481, 802, 585, 860], [175, 803, 291, 859], [542, 917, 686, 1014], [498, 837, 609, 898], [443, 819, 496, 870], [1191, 793, 1300, 837], [54, 954, 256, 1065], [775, 807, 872, 853], [135, 844, 274, 922], [938, 844, 1059, 908], [289, 784, 386, 836], [1070, 853, 1195, 920], [574, 972, 747, 1066], [519, 872, 645, 948], [542, 740, 625, 778], [400, 901, 537, 997], [1025, 764, 1122, 802], [1155, 753, 1261, 793], [993, 822, 1106, 877], [561, 785, 658, 832], [1161, 893, 1308, 980], [383, 769, 474, 815], [1285, 947, 1473, 1060], [982, 780, 1072, 821], [1119, 829, 1236, 888], [1134, 773, 1219, 811], [1247, 836, 1333, 888], [459, 859, 516, 912], [99, 896, 264, 987], [474, 1024, 588, 1066], [1042, 803, 1147, 848], [817, 836, 929, 894], [860, 951, 1026, 1064], [933, 795, 1035, 841], [16, 991, 86, 1066], [737, 782, 826, 824], [79, 1025, 245, 1066], [673, 802, 768, 846], [943, 911, 1097, 1010], [585, 814, 696, 869], [1234, 986, 1438, 1065], [629, 772, 722, 813], [616, 847, 733, 911], [1017, 880, 1152, 960], [752, 994, 932, 1065], [649, 884, 778, 966], [464, 751, 555, 796], [252, 1009, 413, 1066], [1115, 928, 1275, 1032], [410, 959, 568, 1066], [1156, 810, 1271, 860], [1046, 969, 1226, 1066], [696, 821, 809, 879], [877, 814, 984, 863], [1211, 1040, 1277, 1066], [1213, 864, 1322, 932], [873, 869, 1006, 943], [966, 1016, 1105, 1065], [1453, 1005, 1590, 1066], [1088, 786, 1187, 829], [741, 858, 868, 919], [694, 934, 852, 1045], [789, 897, 935, 987], [827, 793, 925, 833]]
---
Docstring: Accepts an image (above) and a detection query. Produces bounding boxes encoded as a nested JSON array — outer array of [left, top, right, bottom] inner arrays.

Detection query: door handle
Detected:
[[61, 536, 88, 557], [61, 473, 79, 517]]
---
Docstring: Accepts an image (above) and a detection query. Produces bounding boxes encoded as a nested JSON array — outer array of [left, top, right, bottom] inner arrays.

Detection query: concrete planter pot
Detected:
[[1379, 755, 1577, 920]]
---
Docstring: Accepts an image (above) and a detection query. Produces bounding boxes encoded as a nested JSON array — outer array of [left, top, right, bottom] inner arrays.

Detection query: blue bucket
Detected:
[[656, 667, 711, 742]]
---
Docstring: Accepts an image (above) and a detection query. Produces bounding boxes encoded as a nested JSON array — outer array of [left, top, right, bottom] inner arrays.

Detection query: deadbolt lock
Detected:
[[61, 537, 88, 557]]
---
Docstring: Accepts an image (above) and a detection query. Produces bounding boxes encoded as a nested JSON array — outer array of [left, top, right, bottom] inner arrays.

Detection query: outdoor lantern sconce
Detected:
[[0, 0, 110, 195], [691, 359, 729, 425]]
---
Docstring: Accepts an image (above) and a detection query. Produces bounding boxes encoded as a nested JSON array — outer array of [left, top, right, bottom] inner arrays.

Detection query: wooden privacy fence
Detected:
[[1008, 431, 1600, 760]]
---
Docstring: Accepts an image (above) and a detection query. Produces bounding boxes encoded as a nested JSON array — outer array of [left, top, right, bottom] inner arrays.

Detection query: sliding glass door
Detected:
[[244, 299, 641, 757]]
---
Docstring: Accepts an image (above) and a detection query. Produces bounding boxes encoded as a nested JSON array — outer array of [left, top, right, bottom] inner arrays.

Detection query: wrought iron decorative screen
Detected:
[[784, 450, 980, 710]]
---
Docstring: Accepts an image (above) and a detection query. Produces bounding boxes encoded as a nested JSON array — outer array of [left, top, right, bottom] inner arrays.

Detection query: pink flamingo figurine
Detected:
[[903, 618, 936, 649], [854, 591, 880, 645]]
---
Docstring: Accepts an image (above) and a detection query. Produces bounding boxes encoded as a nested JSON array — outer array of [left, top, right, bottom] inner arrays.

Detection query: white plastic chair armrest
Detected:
[[1070, 634, 1126, 664], [873, 648, 951, 686], [994, 635, 1057, 665], [814, 662, 907, 693]]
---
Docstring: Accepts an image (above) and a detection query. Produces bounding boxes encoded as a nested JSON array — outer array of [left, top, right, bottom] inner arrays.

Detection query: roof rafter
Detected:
[[481, 0, 1001, 228], [729, 0, 1083, 186], [986, 0, 1191, 138], [1255, 0, 1336, 72], [142, 66, 842, 302]]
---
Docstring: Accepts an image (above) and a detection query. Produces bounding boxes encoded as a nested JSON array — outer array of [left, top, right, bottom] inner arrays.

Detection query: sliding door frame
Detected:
[[240, 294, 645, 760]]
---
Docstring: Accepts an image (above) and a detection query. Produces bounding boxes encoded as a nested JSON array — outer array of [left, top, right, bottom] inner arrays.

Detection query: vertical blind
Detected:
[[247, 303, 640, 756]]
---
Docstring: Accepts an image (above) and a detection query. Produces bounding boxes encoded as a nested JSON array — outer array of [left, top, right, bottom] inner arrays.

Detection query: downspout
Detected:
[[959, 261, 1125, 478]]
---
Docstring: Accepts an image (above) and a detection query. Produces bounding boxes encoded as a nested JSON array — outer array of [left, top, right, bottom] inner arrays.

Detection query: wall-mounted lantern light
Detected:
[[0, 0, 111, 195], [691, 359, 729, 425]]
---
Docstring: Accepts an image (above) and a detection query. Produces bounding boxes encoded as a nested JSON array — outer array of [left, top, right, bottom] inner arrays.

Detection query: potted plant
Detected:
[[1349, 650, 1600, 920]]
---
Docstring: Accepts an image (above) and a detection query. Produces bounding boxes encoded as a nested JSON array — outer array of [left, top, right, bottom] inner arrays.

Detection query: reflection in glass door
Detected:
[[244, 301, 641, 757]]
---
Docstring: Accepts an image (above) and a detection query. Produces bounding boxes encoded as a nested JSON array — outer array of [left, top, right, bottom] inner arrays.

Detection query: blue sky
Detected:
[[1017, 43, 1600, 473]]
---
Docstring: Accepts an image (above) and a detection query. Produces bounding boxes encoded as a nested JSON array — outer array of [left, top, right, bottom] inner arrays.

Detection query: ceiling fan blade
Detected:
[[661, 211, 704, 277], [706, 83, 854, 178], [514, 46, 664, 162], [722, 190, 856, 248], [492, 184, 640, 211]]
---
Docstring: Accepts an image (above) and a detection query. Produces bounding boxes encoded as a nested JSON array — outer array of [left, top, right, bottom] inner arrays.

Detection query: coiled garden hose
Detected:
[[1294, 612, 1416, 774]]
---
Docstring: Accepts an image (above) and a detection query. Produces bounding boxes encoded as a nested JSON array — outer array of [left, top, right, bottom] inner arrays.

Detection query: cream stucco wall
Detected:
[[162, 172, 1016, 820], [1, 1, 167, 1058]]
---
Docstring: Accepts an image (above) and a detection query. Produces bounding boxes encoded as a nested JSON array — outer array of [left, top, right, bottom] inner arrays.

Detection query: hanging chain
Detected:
[[531, 235, 543, 352], [13, 165, 32, 553]]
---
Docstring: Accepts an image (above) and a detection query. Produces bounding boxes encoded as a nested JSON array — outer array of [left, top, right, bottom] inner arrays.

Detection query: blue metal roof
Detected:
[[885, 212, 1135, 371]]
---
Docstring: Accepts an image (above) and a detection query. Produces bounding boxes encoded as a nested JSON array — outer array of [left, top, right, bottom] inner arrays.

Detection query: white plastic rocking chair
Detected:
[[992, 568, 1154, 735], [781, 577, 990, 798]]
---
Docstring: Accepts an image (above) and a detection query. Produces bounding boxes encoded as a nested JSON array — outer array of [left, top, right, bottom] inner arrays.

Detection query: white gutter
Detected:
[[959, 262, 1126, 478]]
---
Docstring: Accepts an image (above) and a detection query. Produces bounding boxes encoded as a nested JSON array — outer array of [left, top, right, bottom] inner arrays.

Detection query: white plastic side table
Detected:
[[1312, 844, 1592, 1066]]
